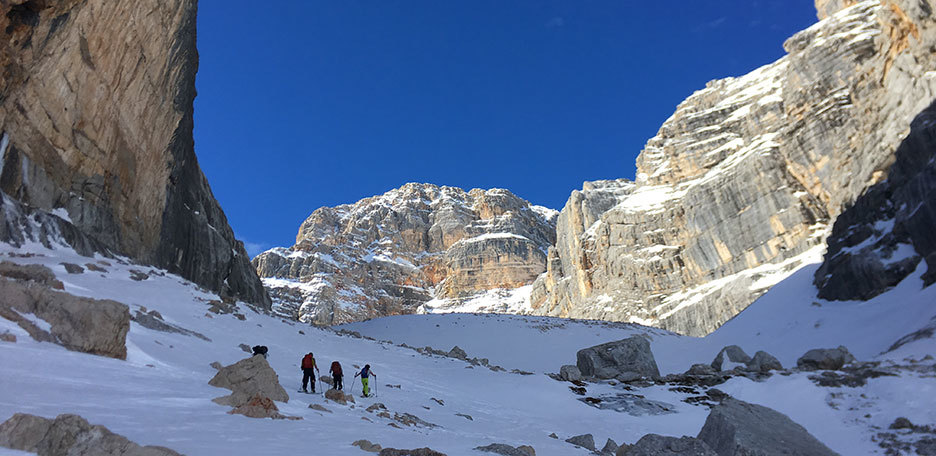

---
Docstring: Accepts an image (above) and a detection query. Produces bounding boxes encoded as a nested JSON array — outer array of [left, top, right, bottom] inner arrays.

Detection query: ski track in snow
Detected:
[[0, 242, 934, 455]]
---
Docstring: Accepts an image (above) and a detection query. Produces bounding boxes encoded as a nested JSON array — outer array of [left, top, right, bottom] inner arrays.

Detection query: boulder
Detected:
[[0, 331, 15, 343], [0, 278, 130, 359], [378, 448, 446, 456], [60, 263, 84, 274], [208, 356, 289, 407], [747, 351, 783, 373], [474, 443, 534, 456], [559, 365, 582, 382], [325, 388, 355, 405], [565, 434, 596, 451], [623, 434, 716, 456], [353, 439, 383, 452], [796, 346, 856, 371], [576, 337, 660, 380], [228, 394, 300, 420], [685, 364, 716, 376], [0, 262, 63, 289], [697, 398, 839, 455], [449, 346, 469, 360], [0, 413, 180, 455], [309, 404, 332, 413], [710, 345, 751, 371], [600, 438, 619, 455]]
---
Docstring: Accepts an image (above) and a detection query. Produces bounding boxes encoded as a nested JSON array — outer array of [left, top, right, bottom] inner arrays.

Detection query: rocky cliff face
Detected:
[[0, 1, 269, 307], [816, 99, 936, 300], [253, 183, 557, 324], [531, 0, 936, 336]]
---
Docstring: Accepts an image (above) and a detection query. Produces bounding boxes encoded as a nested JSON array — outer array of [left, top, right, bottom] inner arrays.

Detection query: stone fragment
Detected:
[[353, 439, 382, 452], [559, 364, 582, 382], [796, 346, 856, 371], [565, 434, 596, 451], [697, 398, 839, 455], [309, 404, 332, 413], [710, 345, 751, 371], [576, 337, 660, 380], [208, 356, 289, 407], [474, 443, 533, 456], [600, 438, 619, 455], [378, 447, 446, 456], [325, 388, 355, 405], [747, 351, 783, 373], [60, 263, 84, 274], [623, 434, 716, 456]]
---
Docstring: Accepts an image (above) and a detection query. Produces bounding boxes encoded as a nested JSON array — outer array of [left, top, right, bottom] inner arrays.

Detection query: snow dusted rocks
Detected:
[[575, 336, 661, 380], [623, 434, 716, 456], [0, 0, 269, 308], [0, 268, 130, 359], [816, 99, 936, 300], [531, 0, 936, 336], [253, 183, 557, 324], [710, 346, 751, 371], [697, 398, 839, 455], [796, 346, 856, 371], [0, 413, 181, 455], [208, 355, 289, 410]]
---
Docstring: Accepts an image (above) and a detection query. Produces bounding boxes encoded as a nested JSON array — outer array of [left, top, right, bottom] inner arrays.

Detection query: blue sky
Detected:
[[193, 1, 817, 256]]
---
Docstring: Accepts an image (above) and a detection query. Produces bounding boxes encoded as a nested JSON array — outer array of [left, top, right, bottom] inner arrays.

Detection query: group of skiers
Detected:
[[300, 352, 377, 397]]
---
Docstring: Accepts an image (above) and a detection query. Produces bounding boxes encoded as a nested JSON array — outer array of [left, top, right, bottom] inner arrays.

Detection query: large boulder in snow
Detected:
[[710, 345, 751, 371], [576, 336, 660, 380], [796, 346, 856, 371], [559, 365, 582, 382], [209, 355, 289, 406], [697, 398, 839, 455], [0, 413, 180, 455], [565, 434, 596, 451], [378, 447, 446, 456], [622, 434, 716, 456], [746, 351, 783, 373], [0, 276, 130, 359]]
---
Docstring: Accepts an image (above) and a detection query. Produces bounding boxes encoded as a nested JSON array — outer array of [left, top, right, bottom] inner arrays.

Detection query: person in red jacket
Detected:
[[329, 361, 344, 390], [300, 352, 319, 393]]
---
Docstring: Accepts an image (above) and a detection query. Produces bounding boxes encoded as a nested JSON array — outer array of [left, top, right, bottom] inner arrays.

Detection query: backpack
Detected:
[[301, 354, 315, 369], [360, 366, 369, 378], [331, 361, 342, 375]]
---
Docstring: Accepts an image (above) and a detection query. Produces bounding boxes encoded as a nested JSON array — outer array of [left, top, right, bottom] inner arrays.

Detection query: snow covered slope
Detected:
[[1, 242, 935, 454]]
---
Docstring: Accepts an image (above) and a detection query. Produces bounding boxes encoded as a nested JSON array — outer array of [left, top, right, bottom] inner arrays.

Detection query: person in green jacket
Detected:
[[353, 364, 376, 397]]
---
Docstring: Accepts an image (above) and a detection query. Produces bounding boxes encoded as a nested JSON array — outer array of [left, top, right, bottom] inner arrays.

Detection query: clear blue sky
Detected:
[[193, 1, 817, 256]]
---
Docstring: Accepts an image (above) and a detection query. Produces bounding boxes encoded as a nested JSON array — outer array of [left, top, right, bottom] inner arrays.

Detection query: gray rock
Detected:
[[565, 434, 596, 451], [449, 345, 468, 360], [530, 0, 936, 337], [325, 388, 355, 405], [747, 351, 783, 373], [559, 365, 582, 382], [576, 336, 660, 380], [0, 413, 181, 455], [353, 439, 382, 452], [711, 345, 752, 371], [685, 364, 717, 376], [60, 263, 84, 274], [697, 398, 839, 455], [474, 443, 531, 456], [623, 434, 716, 456], [132, 309, 210, 341], [796, 346, 856, 371], [378, 447, 446, 456], [0, 278, 130, 359], [600, 438, 619, 455], [309, 404, 332, 413], [208, 356, 289, 407], [0, 262, 63, 289]]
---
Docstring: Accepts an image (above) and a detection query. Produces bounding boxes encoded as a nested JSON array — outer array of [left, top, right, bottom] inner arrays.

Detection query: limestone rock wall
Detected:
[[253, 183, 557, 325], [532, 1, 936, 336], [0, 1, 269, 307]]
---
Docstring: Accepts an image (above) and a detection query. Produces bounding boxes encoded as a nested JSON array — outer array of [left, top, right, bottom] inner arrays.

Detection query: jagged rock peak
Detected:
[[253, 183, 558, 324], [0, 0, 269, 307], [532, 0, 936, 336]]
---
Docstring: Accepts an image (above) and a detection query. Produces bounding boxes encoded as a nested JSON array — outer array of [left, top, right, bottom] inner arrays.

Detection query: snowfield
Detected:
[[1, 242, 935, 455]]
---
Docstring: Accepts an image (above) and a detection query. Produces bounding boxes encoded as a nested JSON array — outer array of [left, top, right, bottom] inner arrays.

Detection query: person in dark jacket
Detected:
[[329, 361, 344, 390], [300, 352, 319, 393], [353, 364, 376, 397]]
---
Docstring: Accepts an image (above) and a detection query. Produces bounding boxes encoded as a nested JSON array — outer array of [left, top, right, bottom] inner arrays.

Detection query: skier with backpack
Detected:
[[300, 352, 320, 393], [329, 361, 344, 390], [353, 364, 376, 397]]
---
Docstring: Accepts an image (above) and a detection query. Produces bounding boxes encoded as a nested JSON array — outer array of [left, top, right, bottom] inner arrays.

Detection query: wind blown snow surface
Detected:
[[1, 242, 934, 455]]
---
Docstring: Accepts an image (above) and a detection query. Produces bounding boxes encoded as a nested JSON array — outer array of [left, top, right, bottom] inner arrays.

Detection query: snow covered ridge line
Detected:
[[253, 182, 558, 325]]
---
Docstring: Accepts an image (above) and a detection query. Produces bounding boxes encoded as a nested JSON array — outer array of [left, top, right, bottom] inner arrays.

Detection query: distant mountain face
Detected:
[[531, 0, 936, 336], [252, 183, 557, 324], [0, 1, 270, 307]]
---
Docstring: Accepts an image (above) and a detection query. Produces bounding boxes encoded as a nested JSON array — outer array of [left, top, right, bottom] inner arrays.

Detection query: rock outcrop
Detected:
[[623, 434, 716, 456], [0, 413, 181, 455], [0, 0, 269, 308], [815, 100, 936, 300], [575, 336, 661, 380], [0, 264, 130, 359], [796, 346, 856, 370], [253, 183, 557, 324], [531, 0, 936, 336], [208, 355, 289, 407], [697, 398, 839, 455]]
